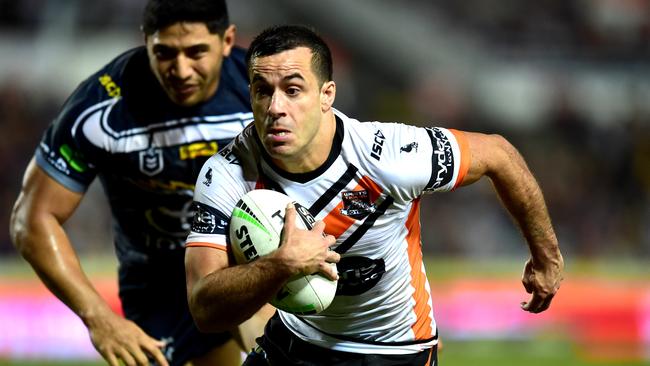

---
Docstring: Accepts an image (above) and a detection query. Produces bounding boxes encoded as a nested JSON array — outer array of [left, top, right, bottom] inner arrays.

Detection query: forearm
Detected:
[[487, 139, 561, 265], [189, 256, 291, 333]]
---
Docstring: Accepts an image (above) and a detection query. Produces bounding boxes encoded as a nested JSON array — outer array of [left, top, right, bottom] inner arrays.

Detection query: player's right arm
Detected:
[[186, 203, 339, 333], [9, 159, 168, 366]]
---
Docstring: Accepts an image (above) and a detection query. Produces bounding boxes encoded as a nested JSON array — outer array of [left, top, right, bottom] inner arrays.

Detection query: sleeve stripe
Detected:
[[185, 242, 228, 251], [449, 129, 471, 189]]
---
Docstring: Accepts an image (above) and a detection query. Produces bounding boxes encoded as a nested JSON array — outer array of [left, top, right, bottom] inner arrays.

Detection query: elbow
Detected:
[[9, 198, 30, 256], [192, 313, 220, 333], [484, 134, 527, 179]]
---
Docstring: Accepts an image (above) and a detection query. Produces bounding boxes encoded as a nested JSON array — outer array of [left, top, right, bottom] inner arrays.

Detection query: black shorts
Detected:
[[245, 314, 437, 366], [118, 250, 232, 366]]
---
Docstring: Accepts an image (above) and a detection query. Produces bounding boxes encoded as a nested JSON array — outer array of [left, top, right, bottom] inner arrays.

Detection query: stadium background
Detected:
[[0, 0, 649, 364]]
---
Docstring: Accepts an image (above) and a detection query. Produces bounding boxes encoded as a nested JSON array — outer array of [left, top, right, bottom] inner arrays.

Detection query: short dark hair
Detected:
[[246, 25, 333, 85], [141, 0, 229, 36]]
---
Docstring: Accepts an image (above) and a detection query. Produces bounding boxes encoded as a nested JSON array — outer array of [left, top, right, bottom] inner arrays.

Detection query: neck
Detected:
[[275, 111, 336, 174]]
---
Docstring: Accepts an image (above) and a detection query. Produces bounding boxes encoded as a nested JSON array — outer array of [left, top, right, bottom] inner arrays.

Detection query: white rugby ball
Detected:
[[229, 189, 337, 315]]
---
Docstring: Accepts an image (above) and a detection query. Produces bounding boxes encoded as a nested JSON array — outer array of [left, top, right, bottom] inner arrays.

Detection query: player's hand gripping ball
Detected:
[[229, 189, 337, 315]]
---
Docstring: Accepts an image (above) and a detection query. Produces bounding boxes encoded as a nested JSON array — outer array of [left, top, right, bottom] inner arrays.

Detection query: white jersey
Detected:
[[186, 109, 469, 354]]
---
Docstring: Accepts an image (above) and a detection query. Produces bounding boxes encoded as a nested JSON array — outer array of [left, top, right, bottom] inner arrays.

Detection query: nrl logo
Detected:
[[139, 147, 164, 176], [340, 190, 376, 220]]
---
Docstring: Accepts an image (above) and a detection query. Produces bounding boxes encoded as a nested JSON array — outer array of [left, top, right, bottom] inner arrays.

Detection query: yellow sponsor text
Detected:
[[179, 141, 219, 160]]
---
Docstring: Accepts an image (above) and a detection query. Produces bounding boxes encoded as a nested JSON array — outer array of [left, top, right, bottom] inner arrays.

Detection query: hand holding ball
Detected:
[[229, 189, 337, 315]]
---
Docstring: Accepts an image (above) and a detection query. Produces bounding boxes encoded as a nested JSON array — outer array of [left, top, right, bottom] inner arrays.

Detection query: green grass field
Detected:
[[1, 339, 648, 366], [2, 255, 648, 366]]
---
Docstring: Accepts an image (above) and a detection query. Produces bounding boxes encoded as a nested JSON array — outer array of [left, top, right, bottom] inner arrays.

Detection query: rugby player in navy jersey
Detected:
[[9, 1, 271, 365], [184, 25, 564, 365]]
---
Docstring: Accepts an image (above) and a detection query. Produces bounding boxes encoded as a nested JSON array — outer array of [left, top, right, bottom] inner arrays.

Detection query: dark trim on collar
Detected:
[[256, 115, 344, 184]]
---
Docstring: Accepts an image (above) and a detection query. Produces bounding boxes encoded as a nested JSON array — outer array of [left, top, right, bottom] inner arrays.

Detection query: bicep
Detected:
[[12, 158, 84, 230], [458, 131, 515, 187], [184, 246, 229, 297]]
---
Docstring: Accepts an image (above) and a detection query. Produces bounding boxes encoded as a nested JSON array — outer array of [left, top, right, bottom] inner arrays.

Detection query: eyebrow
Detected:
[[251, 72, 306, 84], [152, 44, 210, 53]]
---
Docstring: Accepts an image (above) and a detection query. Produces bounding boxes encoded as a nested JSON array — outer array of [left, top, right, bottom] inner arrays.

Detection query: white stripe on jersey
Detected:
[[71, 97, 253, 153], [187, 108, 468, 354]]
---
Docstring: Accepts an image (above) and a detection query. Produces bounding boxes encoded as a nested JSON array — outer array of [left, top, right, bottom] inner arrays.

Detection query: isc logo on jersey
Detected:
[[229, 189, 337, 315]]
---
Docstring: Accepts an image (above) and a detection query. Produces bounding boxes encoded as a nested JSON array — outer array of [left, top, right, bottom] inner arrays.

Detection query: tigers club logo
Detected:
[[340, 190, 376, 220]]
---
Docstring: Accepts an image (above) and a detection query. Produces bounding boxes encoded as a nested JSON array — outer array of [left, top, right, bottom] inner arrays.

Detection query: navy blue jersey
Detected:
[[36, 46, 252, 262]]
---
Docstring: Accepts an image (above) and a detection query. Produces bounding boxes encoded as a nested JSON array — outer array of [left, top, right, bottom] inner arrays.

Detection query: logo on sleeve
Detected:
[[190, 202, 229, 234], [203, 168, 213, 187], [340, 190, 376, 220], [427, 127, 454, 190], [59, 144, 89, 172]]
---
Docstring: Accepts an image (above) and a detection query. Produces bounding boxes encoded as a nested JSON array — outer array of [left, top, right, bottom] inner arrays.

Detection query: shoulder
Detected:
[[222, 46, 249, 82], [193, 127, 260, 211], [336, 110, 445, 199], [337, 110, 429, 163], [62, 47, 144, 109]]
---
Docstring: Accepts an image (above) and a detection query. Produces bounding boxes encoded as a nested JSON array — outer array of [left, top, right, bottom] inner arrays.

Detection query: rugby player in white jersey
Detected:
[[185, 24, 564, 365]]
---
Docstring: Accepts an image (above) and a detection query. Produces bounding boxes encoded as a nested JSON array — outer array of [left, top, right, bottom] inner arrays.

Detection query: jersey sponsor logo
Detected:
[[40, 142, 71, 175], [400, 142, 418, 153], [59, 144, 89, 172], [139, 147, 164, 176], [203, 168, 213, 187], [336, 256, 386, 296], [340, 190, 376, 220], [295, 203, 316, 229], [190, 202, 228, 234], [98, 73, 121, 98], [370, 129, 386, 161], [218, 147, 240, 165], [179, 141, 219, 160], [427, 128, 454, 190]]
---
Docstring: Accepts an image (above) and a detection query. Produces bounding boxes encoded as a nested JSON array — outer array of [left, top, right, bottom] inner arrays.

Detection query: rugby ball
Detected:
[[229, 189, 337, 315]]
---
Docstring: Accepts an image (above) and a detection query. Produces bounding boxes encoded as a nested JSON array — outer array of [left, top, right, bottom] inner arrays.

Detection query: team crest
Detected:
[[139, 147, 164, 176], [340, 190, 376, 220]]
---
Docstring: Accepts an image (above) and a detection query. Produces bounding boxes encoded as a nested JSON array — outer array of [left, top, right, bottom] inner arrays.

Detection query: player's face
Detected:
[[250, 47, 336, 173], [146, 22, 235, 107]]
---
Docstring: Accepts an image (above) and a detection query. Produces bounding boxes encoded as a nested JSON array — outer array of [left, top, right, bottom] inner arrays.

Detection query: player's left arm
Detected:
[[458, 131, 564, 313]]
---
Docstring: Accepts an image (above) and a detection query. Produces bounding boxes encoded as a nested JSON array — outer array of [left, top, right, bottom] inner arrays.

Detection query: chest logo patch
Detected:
[[139, 147, 164, 176], [340, 190, 376, 220]]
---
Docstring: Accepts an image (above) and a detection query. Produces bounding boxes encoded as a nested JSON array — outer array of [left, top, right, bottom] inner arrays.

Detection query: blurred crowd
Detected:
[[1, 0, 649, 258]]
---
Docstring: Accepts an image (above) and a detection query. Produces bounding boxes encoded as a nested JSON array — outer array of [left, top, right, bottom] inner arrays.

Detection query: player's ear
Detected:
[[221, 24, 237, 57], [320, 81, 336, 112]]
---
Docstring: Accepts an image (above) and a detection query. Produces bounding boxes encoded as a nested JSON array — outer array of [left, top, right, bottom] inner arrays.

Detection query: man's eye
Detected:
[[255, 86, 272, 97], [186, 48, 208, 59], [155, 49, 176, 60], [286, 87, 300, 96]]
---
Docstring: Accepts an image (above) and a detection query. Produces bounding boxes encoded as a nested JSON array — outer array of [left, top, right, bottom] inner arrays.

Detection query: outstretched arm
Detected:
[[186, 203, 339, 333], [10, 159, 168, 366], [459, 132, 564, 313]]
